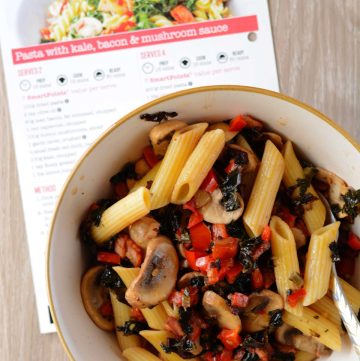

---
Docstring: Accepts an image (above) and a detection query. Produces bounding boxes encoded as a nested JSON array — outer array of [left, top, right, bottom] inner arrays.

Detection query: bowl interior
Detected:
[[48, 86, 360, 361]]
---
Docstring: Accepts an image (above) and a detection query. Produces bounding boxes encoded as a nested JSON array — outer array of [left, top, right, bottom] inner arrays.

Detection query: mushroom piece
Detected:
[[125, 236, 179, 308], [80, 265, 115, 331], [177, 272, 204, 289], [129, 216, 160, 249], [264, 132, 284, 149], [149, 120, 187, 156], [242, 290, 284, 332], [315, 167, 351, 218], [202, 290, 241, 330], [228, 144, 259, 173], [199, 188, 244, 224], [275, 323, 332, 357], [291, 227, 307, 249]]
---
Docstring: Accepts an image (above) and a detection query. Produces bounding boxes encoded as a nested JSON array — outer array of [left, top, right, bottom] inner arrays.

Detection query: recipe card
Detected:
[[0, 0, 278, 333]]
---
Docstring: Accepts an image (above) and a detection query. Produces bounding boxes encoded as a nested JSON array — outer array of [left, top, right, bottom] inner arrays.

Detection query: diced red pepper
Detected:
[[261, 225, 271, 242], [125, 238, 143, 267], [184, 199, 204, 228], [165, 317, 185, 338], [217, 258, 234, 279], [228, 292, 249, 308], [143, 145, 159, 168], [168, 290, 183, 307], [130, 307, 145, 322], [212, 223, 229, 239], [190, 222, 212, 251], [287, 288, 306, 307], [217, 328, 242, 350], [229, 115, 247, 132], [252, 241, 271, 260], [168, 288, 198, 307], [200, 169, 219, 193], [212, 237, 238, 259], [219, 349, 233, 361], [195, 255, 214, 273], [203, 352, 218, 361], [99, 301, 113, 317], [113, 181, 128, 199], [97, 252, 120, 265], [207, 266, 220, 285], [170, 4, 195, 23], [279, 207, 297, 228], [348, 232, 360, 251], [184, 249, 207, 271], [225, 159, 237, 174], [226, 263, 243, 284], [251, 268, 264, 290]]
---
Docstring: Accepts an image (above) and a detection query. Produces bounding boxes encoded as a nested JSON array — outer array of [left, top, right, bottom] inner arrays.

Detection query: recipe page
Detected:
[[0, 0, 279, 333]]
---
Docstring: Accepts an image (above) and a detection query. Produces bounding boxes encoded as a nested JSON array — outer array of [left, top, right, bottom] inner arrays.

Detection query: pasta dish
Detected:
[[79, 114, 360, 361], [40, 0, 230, 42]]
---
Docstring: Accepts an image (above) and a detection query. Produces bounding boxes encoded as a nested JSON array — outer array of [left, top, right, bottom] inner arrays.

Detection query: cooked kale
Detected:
[[341, 188, 360, 220], [140, 110, 178, 122], [242, 351, 260, 361], [189, 276, 205, 288], [99, 266, 125, 289], [329, 241, 341, 262], [220, 170, 242, 211], [238, 236, 262, 270], [269, 309, 283, 327], [152, 204, 182, 240], [110, 162, 137, 185], [272, 351, 295, 361], [242, 335, 264, 348], [228, 147, 249, 167], [161, 336, 198, 359], [227, 221, 249, 239], [117, 320, 148, 335], [179, 307, 193, 334]]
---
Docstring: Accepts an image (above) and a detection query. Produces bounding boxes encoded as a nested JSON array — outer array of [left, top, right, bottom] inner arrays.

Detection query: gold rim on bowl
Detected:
[[46, 85, 360, 361]]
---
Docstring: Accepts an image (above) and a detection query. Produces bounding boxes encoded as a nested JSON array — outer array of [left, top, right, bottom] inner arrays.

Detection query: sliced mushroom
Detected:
[[149, 120, 187, 155], [125, 236, 179, 308], [264, 132, 284, 149], [242, 290, 284, 332], [199, 188, 244, 224], [291, 227, 307, 249], [228, 144, 259, 173], [129, 216, 160, 249], [80, 265, 115, 331], [177, 272, 204, 289], [275, 323, 332, 357], [315, 167, 351, 218], [202, 290, 241, 330], [194, 189, 211, 208], [208, 122, 238, 142]]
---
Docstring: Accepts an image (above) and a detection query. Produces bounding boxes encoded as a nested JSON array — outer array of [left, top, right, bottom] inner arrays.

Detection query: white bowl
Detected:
[[47, 85, 360, 361]]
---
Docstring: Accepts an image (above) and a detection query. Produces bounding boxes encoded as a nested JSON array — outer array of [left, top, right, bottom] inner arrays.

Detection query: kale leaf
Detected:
[[151, 204, 182, 240], [329, 241, 341, 262], [220, 170, 242, 211], [179, 307, 193, 334], [117, 320, 148, 335], [161, 336, 198, 359], [110, 162, 137, 185], [242, 351, 260, 361], [99, 266, 124, 289], [238, 236, 262, 270], [140, 110, 178, 123], [242, 335, 264, 348], [341, 188, 360, 220], [269, 309, 283, 327]]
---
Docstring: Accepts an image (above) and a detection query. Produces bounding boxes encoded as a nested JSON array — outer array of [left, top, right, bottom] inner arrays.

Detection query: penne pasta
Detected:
[[171, 129, 225, 204], [309, 295, 342, 331], [150, 123, 208, 209], [243, 140, 285, 236], [91, 187, 151, 244], [283, 307, 341, 351], [109, 291, 141, 351], [161, 300, 179, 318], [270, 216, 303, 316], [302, 222, 340, 306], [329, 277, 360, 314], [294, 351, 317, 361], [130, 161, 161, 193], [113, 266, 168, 330], [282, 141, 325, 234], [123, 347, 162, 361], [140, 330, 200, 361]]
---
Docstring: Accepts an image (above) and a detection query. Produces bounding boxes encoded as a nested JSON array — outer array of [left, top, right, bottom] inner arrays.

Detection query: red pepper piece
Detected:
[[225, 159, 237, 174], [195, 255, 214, 273], [189, 222, 212, 251], [200, 169, 219, 193], [212, 223, 229, 239], [251, 268, 264, 290], [130, 307, 145, 322], [261, 225, 271, 242], [170, 4, 195, 23], [228, 292, 249, 308], [143, 145, 159, 168], [97, 252, 120, 265], [184, 199, 203, 228], [217, 328, 242, 350], [279, 207, 297, 227], [168, 290, 183, 307], [287, 288, 306, 307], [184, 249, 207, 271], [212, 237, 238, 259], [252, 241, 271, 261], [165, 317, 185, 338], [229, 115, 247, 132], [219, 349, 233, 361], [348, 232, 360, 251], [226, 263, 243, 284]]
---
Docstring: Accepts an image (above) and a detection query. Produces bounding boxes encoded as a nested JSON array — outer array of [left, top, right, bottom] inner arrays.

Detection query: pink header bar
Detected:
[[12, 16, 258, 65]]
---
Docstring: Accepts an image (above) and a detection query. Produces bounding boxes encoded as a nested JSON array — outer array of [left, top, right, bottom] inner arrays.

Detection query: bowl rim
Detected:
[[46, 84, 360, 361]]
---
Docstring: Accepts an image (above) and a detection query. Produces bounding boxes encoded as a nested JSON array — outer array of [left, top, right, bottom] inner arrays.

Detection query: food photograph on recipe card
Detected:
[[0, 0, 278, 333]]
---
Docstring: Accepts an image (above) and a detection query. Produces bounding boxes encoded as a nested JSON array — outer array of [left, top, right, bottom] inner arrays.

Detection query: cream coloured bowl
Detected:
[[47, 85, 360, 361]]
